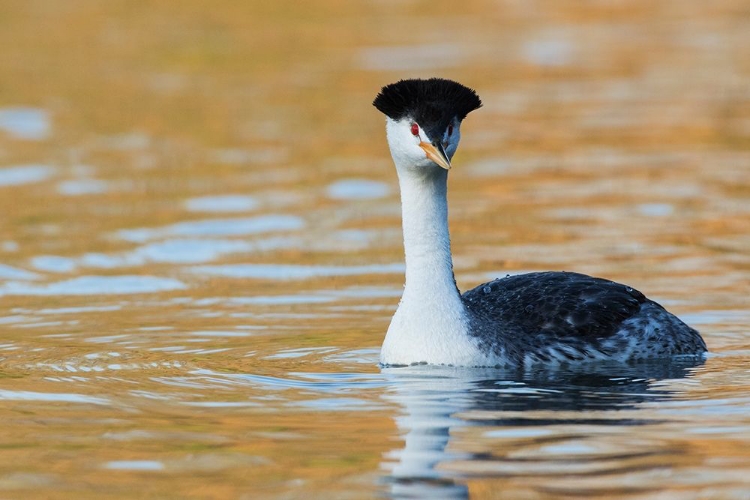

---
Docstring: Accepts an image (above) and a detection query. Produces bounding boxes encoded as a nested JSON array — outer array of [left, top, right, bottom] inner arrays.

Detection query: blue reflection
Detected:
[[379, 358, 705, 499]]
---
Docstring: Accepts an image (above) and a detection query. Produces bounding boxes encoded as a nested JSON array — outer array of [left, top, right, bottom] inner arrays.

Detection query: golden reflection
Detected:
[[0, 0, 747, 497]]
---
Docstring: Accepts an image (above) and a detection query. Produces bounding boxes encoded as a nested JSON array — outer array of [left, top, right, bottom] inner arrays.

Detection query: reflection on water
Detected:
[[57, 178, 109, 196], [104, 460, 165, 471], [326, 179, 391, 200], [0, 0, 748, 497], [0, 389, 110, 405], [0, 264, 39, 281], [117, 215, 305, 242], [0, 275, 186, 296], [185, 195, 259, 213], [0, 164, 55, 186], [0, 107, 50, 141], [380, 360, 706, 499], [191, 262, 404, 280]]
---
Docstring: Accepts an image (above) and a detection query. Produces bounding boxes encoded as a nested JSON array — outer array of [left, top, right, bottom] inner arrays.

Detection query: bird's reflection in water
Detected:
[[379, 357, 705, 499]]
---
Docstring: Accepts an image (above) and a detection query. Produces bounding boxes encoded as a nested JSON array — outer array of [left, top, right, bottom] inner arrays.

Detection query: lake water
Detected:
[[0, 1, 749, 498]]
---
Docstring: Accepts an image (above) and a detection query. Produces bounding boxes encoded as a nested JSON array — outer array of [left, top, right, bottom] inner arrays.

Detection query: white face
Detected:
[[385, 117, 461, 171]]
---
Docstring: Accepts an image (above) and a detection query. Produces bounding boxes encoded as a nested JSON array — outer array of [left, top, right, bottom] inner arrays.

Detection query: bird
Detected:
[[372, 77, 707, 368]]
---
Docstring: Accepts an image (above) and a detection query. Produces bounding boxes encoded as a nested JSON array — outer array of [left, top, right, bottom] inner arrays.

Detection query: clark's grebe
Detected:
[[373, 78, 707, 367]]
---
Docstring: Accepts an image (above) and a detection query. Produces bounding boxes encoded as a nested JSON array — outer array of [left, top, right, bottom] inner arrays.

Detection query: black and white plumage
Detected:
[[373, 78, 707, 367]]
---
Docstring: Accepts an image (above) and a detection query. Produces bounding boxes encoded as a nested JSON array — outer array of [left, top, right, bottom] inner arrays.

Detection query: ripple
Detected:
[[264, 347, 338, 360], [679, 310, 750, 325], [0, 107, 50, 140], [57, 179, 109, 196], [0, 389, 108, 405], [76, 237, 295, 269], [324, 348, 381, 365], [228, 294, 334, 305], [190, 262, 404, 280], [183, 401, 262, 408], [485, 428, 554, 439], [185, 195, 258, 212], [104, 461, 165, 471], [0, 264, 40, 281], [134, 239, 255, 264], [0, 275, 186, 296], [326, 179, 390, 200], [30, 255, 77, 273], [189, 330, 253, 338], [288, 397, 385, 411], [117, 215, 304, 242], [186, 369, 387, 392], [0, 164, 55, 186], [36, 305, 122, 314]]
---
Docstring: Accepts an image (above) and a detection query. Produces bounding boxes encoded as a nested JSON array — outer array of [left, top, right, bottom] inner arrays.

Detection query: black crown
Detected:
[[373, 78, 482, 129]]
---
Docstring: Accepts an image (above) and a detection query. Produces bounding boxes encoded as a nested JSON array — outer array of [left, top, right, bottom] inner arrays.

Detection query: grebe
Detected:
[[373, 78, 707, 367]]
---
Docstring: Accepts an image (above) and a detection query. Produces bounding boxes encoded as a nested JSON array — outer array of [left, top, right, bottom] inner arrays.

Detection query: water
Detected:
[[0, 1, 749, 498]]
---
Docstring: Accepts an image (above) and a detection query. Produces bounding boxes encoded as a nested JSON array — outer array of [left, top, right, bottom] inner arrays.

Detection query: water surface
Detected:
[[0, 1, 748, 498]]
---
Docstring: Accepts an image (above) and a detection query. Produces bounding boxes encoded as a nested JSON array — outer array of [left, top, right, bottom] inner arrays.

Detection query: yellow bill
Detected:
[[419, 141, 451, 170]]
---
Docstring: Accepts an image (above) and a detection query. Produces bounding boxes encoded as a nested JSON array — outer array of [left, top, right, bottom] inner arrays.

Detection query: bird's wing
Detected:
[[461, 271, 649, 341]]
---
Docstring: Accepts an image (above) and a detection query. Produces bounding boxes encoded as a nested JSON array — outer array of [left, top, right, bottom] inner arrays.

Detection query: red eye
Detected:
[[448, 124, 454, 136], [410, 123, 419, 136]]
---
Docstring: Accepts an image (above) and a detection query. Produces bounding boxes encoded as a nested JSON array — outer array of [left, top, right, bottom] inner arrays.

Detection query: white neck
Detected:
[[381, 150, 484, 366], [399, 167, 458, 303]]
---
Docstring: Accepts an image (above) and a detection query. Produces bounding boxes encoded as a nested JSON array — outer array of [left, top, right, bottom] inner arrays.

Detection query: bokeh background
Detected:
[[0, 1, 748, 498]]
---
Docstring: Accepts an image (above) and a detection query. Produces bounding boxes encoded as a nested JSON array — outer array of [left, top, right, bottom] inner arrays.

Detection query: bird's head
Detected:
[[373, 78, 482, 172]]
